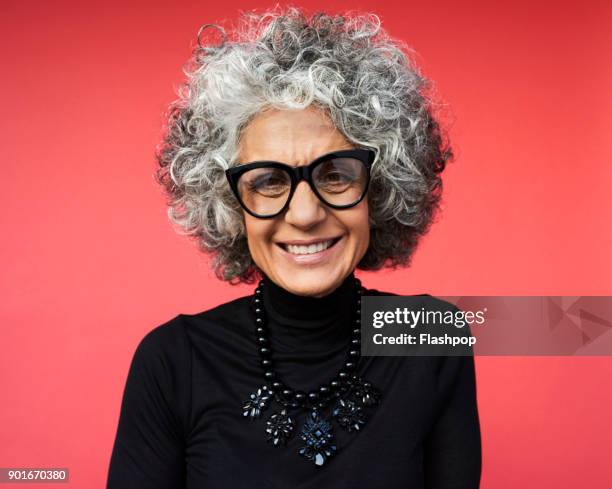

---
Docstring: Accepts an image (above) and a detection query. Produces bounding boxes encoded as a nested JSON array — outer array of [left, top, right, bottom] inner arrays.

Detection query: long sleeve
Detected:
[[423, 352, 482, 489], [106, 320, 190, 489]]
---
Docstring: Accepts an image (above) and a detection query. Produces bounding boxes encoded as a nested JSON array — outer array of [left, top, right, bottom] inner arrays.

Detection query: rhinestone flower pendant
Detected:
[[332, 398, 367, 432], [242, 385, 273, 419], [298, 409, 337, 466], [265, 409, 295, 446], [352, 377, 381, 407]]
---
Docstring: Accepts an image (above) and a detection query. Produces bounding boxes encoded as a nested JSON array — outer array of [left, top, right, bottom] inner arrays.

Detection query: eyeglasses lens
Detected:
[[312, 157, 367, 206], [238, 167, 291, 216]]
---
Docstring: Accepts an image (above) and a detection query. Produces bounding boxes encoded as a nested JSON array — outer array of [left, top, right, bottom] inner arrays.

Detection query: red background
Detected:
[[1, 0, 611, 487]]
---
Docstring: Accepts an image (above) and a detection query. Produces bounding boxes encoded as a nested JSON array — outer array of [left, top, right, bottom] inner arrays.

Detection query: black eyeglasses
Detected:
[[225, 148, 376, 219]]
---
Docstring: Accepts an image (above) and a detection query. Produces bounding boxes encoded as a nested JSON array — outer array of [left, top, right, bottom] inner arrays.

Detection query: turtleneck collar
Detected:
[[262, 271, 357, 323], [259, 271, 359, 353]]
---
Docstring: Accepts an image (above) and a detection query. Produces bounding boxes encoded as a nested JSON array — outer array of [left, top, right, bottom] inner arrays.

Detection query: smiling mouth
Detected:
[[277, 236, 342, 255]]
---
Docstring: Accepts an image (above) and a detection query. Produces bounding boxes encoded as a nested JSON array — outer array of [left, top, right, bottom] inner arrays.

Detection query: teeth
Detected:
[[285, 240, 334, 255]]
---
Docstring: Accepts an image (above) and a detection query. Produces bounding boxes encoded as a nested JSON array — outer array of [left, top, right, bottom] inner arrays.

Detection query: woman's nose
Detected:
[[283, 181, 327, 228]]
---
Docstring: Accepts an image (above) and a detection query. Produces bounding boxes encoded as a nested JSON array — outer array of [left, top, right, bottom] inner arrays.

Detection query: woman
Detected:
[[107, 6, 481, 488]]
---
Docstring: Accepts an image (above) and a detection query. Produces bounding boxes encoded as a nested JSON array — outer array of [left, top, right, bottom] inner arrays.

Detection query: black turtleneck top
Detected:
[[107, 272, 481, 488]]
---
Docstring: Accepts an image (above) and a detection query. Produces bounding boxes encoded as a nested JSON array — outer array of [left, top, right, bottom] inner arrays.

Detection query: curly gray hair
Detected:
[[155, 6, 453, 284]]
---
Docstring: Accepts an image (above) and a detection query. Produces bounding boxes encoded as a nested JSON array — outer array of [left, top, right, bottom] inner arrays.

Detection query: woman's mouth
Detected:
[[280, 237, 341, 255], [275, 236, 343, 263]]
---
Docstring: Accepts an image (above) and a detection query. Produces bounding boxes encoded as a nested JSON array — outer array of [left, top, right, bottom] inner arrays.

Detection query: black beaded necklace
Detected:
[[242, 276, 381, 466]]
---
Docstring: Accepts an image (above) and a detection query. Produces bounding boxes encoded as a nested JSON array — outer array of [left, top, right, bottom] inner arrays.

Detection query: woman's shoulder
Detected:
[[130, 314, 191, 367], [137, 295, 252, 357], [171, 294, 257, 350], [177, 294, 254, 336], [130, 294, 254, 376], [179, 294, 253, 323]]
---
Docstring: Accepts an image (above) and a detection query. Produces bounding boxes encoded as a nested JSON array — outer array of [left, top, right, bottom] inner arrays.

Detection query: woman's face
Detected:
[[237, 106, 370, 298]]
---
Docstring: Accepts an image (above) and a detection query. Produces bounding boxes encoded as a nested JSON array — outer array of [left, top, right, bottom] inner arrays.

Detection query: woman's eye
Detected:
[[319, 171, 353, 186], [247, 175, 287, 194], [325, 172, 348, 182]]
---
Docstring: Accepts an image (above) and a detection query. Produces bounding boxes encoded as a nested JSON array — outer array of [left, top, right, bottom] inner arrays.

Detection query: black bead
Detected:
[[259, 347, 271, 356], [255, 317, 264, 325], [264, 371, 276, 380], [255, 288, 262, 295], [351, 338, 361, 346], [294, 391, 306, 402], [257, 336, 268, 345], [319, 385, 330, 395], [338, 371, 348, 380], [272, 381, 283, 390], [308, 391, 319, 402], [330, 380, 340, 390], [352, 328, 361, 336], [344, 361, 356, 370], [282, 389, 293, 398], [348, 350, 359, 357], [261, 358, 272, 368]]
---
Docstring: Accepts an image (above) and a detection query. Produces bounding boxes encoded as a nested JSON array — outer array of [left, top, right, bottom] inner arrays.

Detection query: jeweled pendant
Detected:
[[332, 398, 366, 432], [298, 409, 337, 466], [265, 408, 295, 446], [352, 377, 381, 407], [242, 385, 273, 419]]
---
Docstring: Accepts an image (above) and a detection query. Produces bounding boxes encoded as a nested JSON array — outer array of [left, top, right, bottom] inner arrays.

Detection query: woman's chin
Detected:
[[270, 268, 346, 298]]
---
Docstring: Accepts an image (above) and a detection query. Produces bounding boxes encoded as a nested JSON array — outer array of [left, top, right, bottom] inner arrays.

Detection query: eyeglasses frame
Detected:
[[225, 148, 376, 219]]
